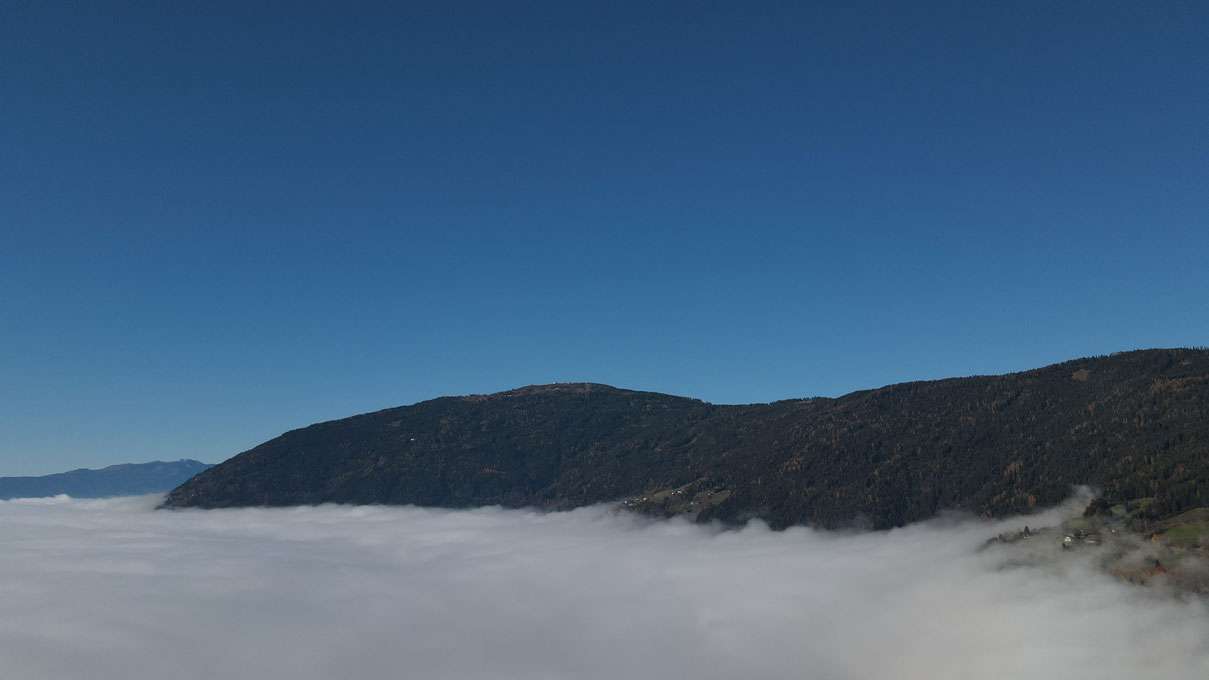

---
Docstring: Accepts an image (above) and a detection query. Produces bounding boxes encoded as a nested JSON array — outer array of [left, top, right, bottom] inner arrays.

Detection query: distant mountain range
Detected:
[[162, 349, 1209, 529], [1, 460, 212, 500]]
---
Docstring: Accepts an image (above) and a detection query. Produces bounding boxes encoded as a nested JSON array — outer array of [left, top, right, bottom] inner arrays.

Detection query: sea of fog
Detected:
[[2, 495, 1208, 679]]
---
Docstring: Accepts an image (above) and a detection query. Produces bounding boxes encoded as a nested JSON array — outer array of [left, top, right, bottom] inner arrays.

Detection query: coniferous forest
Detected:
[[164, 349, 1209, 530]]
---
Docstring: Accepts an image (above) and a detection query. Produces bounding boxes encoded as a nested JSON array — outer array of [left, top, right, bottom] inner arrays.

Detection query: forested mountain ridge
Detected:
[[163, 349, 1209, 529]]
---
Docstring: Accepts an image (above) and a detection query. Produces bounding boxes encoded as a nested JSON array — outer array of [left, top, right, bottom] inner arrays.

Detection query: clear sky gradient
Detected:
[[3, 2, 1207, 475]]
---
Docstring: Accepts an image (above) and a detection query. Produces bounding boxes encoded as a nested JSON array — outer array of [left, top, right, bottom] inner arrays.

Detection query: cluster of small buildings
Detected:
[[1061, 528, 1102, 549]]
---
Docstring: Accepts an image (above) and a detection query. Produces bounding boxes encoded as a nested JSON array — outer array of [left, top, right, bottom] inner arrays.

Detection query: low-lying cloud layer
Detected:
[[3, 495, 1208, 679]]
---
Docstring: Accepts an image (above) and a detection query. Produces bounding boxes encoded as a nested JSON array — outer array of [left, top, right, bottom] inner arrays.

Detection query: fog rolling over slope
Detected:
[[3, 495, 1208, 680]]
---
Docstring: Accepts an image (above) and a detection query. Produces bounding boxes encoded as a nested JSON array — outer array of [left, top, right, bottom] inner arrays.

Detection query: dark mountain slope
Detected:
[[1, 459, 212, 500], [165, 384, 717, 510], [163, 349, 1209, 529]]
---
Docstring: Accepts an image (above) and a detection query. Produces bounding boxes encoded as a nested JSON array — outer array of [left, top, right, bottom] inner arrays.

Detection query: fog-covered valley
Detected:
[[3, 495, 1207, 679]]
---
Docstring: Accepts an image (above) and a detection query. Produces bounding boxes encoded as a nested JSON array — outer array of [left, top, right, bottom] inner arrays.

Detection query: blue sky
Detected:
[[2, 2, 1207, 475]]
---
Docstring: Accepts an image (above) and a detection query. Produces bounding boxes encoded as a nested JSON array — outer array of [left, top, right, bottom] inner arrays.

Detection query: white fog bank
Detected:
[[2, 495, 1208, 679]]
